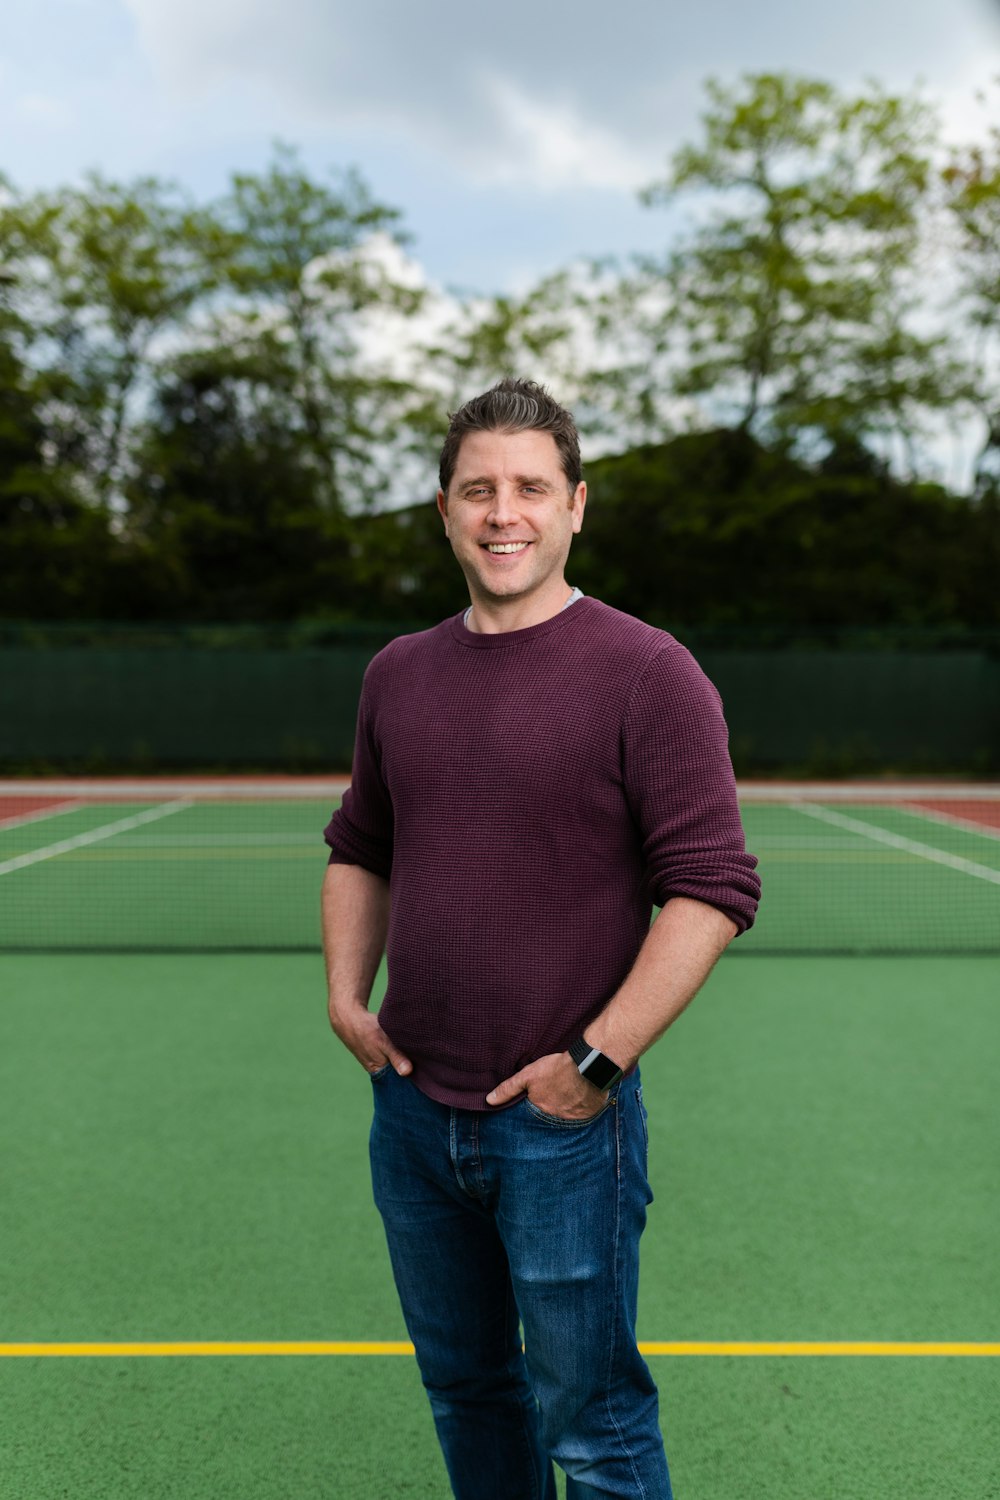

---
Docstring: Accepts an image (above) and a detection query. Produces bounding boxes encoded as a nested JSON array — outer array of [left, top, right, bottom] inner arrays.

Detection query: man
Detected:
[[323, 378, 760, 1499]]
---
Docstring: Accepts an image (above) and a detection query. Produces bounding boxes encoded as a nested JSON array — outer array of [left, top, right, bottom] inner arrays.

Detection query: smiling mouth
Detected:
[[481, 542, 531, 555]]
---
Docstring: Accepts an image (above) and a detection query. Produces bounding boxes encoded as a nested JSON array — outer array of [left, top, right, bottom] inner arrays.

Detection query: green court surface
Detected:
[[2, 952, 997, 1498], [2, 784, 999, 954]]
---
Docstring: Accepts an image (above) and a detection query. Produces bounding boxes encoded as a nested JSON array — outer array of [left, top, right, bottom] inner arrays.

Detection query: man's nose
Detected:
[[487, 486, 520, 525]]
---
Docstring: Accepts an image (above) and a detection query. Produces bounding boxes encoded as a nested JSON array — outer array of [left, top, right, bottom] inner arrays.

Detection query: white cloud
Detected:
[[15, 94, 75, 128], [119, 0, 656, 191], [120, 0, 269, 92], [934, 56, 1000, 145], [115, 0, 1000, 195], [472, 78, 655, 192]]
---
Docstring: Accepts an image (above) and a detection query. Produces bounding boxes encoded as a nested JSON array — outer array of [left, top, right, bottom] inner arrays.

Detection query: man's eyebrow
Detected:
[[513, 475, 557, 489], [456, 474, 557, 492]]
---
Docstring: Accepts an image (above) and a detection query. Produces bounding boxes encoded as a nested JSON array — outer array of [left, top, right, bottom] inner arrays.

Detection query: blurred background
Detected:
[[2, 0, 1000, 775], [2, 9, 999, 1500]]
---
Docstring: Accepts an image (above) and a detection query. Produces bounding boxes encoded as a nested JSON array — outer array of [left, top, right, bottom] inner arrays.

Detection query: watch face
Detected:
[[583, 1053, 623, 1091], [570, 1040, 622, 1091]]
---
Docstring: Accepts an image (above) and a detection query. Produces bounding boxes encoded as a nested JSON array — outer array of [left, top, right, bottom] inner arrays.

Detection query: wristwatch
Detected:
[[568, 1036, 624, 1091]]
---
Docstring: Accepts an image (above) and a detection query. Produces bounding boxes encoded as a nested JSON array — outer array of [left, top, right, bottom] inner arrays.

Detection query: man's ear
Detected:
[[571, 481, 586, 535], [436, 489, 449, 536]]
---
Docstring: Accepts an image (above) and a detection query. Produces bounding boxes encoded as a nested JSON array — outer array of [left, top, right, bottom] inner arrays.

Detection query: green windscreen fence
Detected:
[[2, 627, 998, 773], [1, 780, 997, 955]]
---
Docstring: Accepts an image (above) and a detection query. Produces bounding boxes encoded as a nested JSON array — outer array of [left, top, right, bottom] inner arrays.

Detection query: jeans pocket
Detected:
[[368, 1062, 393, 1083], [635, 1084, 649, 1153], [524, 1079, 620, 1128]]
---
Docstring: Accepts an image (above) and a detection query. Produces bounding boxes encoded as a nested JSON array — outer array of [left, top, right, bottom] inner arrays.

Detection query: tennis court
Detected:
[[2, 780, 998, 1498]]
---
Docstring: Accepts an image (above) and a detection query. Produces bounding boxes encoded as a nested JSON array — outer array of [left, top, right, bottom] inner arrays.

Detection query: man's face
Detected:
[[436, 428, 586, 610]]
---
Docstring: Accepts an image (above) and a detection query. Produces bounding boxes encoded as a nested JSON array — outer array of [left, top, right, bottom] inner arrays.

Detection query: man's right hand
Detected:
[[328, 1004, 413, 1077]]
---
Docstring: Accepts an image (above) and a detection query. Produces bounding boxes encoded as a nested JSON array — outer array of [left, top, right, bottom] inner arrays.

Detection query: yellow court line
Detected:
[[1, 1341, 998, 1358], [639, 1342, 1000, 1357], [0, 1342, 416, 1358]]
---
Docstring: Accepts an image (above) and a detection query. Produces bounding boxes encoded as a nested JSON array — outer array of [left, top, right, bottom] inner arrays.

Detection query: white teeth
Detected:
[[486, 542, 529, 554]]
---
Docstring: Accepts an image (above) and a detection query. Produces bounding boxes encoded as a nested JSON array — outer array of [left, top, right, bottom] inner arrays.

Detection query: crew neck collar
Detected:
[[449, 595, 596, 648]]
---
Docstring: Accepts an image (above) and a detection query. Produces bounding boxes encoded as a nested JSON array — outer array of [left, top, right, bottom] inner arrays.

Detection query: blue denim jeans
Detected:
[[369, 1065, 672, 1499]]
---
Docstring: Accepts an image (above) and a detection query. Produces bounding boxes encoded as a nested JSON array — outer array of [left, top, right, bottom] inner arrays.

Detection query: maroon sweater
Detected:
[[325, 598, 760, 1108]]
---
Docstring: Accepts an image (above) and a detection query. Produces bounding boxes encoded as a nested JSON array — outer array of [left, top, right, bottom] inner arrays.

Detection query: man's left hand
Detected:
[[486, 1050, 609, 1118]]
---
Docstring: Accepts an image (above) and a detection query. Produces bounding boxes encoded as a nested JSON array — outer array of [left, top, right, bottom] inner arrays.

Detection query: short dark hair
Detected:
[[438, 377, 582, 495]]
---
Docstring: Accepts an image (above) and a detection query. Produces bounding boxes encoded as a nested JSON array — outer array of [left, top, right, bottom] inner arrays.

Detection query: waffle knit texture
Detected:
[[324, 597, 760, 1109]]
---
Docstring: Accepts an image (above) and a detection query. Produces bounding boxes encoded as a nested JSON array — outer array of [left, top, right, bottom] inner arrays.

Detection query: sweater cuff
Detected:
[[324, 810, 392, 881]]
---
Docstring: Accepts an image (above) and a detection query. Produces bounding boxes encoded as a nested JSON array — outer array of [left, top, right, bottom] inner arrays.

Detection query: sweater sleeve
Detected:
[[621, 642, 760, 932], [323, 665, 394, 880]]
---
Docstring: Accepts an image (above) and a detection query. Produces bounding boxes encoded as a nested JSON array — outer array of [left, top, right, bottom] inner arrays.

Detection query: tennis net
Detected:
[[1, 779, 998, 955]]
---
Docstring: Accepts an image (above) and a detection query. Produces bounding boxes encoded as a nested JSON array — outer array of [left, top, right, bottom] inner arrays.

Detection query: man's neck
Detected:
[[466, 583, 577, 635]]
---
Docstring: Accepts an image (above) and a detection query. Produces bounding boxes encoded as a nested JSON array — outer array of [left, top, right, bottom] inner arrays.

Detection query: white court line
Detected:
[[111, 832, 318, 847], [751, 836, 883, 849], [0, 800, 84, 832], [0, 801, 192, 877], [792, 803, 1000, 887], [0, 779, 350, 798], [901, 802, 1000, 845]]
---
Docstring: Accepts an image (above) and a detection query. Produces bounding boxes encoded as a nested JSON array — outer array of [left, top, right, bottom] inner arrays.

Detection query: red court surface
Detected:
[[905, 799, 1000, 832], [0, 797, 81, 828]]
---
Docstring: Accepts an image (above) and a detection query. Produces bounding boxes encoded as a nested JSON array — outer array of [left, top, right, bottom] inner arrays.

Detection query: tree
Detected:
[[122, 147, 430, 617], [0, 335, 125, 618], [125, 341, 358, 619], [635, 73, 957, 464], [569, 431, 995, 630], [943, 89, 1000, 495], [0, 200, 127, 617], [2, 174, 219, 510], [210, 143, 423, 511]]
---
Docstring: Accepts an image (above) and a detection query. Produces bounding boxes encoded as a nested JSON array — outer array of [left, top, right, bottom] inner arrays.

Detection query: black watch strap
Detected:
[[568, 1036, 623, 1091]]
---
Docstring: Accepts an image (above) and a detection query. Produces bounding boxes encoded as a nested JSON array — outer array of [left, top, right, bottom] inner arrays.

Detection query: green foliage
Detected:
[[942, 86, 1000, 495], [209, 143, 424, 509], [427, 270, 578, 402], [0, 285, 126, 616], [1, 172, 218, 507], [410, 269, 606, 479], [351, 429, 999, 631], [0, 146, 432, 618], [635, 73, 956, 458], [0, 494, 124, 618], [123, 344, 346, 618], [576, 431, 999, 629], [0, 81, 998, 630]]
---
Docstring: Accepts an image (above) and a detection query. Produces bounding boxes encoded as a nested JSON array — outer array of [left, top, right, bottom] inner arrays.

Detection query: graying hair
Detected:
[[438, 377, 582, 495]]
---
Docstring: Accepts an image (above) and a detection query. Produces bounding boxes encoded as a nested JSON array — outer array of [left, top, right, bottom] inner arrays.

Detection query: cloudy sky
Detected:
[[3, 0, 1000, 292]]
